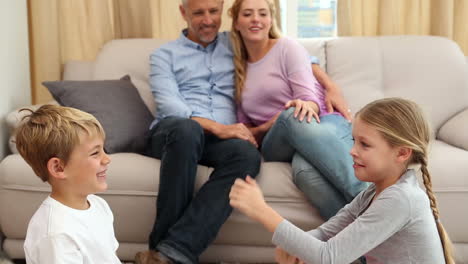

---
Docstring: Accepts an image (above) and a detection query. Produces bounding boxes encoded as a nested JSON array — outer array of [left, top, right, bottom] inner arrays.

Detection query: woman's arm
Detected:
[[246, 112, 281, 146], [312, 64, 352, 121]]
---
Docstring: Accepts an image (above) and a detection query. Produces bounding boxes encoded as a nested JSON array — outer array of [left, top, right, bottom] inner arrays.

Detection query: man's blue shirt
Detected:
[[149, 30, 236, 128]]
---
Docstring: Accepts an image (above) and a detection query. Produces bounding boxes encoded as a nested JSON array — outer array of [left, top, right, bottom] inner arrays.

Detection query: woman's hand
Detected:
[[311, 63, 352, 121], [275, 247, 304, 264], [324, 85, 352, 122], [285, 99, 320, 123], [249, 111, 282, 146]]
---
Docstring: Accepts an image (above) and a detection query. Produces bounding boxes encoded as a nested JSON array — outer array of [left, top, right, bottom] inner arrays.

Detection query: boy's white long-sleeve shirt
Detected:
[[24, 195, 121, 264]]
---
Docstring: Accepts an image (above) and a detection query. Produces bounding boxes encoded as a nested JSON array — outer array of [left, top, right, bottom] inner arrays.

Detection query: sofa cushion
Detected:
[[6, 102, 58, 154], [43, 75, 154, 154], [438, 108, 468, 150], [0, 154, 321, 247], [428, 140, 468, 243], [92, 39, 171, 116], [326, 36, 468, 133], [297, 38, 327, 69]]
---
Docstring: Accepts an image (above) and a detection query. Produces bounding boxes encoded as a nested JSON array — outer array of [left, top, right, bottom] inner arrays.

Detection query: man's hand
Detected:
[[285, 99, 320, 123], [191, 117, 258, 147], [275, 247, 304, 264], [216, 123, 258, 147]]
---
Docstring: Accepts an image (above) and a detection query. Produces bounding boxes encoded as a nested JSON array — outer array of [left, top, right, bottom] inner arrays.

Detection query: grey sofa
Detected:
[[1, 36, 468, 263]]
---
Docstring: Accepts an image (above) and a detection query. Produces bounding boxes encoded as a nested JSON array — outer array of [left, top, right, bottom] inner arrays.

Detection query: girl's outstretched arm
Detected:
[[229, 175, 283, 232]]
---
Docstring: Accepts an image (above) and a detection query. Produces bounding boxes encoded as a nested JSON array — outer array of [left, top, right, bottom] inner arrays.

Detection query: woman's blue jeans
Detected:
[[261, 108, 368, 220]]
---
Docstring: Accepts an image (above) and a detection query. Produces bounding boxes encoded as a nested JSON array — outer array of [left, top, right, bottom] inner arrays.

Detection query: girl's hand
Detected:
[[285, 99, 320, 123], [275, 247, 304, 264], [229, 175, 267, 222]]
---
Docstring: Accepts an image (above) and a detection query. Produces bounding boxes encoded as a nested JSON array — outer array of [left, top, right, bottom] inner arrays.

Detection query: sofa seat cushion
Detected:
[[0, 153, 322, 246]]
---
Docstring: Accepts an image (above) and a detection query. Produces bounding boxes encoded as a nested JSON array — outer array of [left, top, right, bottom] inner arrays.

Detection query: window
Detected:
[[279, 0, 337, 38]]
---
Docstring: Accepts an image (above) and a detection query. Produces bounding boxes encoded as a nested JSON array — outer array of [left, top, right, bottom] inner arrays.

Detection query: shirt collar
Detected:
[[179, 28, 218, 52]]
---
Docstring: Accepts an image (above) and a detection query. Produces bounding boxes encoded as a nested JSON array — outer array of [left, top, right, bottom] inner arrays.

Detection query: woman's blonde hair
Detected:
[[15, 104, 105, 182], [356, 97, 455, 264], [228, 0, 281, 103]]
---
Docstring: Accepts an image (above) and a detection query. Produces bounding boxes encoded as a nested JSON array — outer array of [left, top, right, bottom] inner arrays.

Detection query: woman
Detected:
[[229, 0, 368, 220]]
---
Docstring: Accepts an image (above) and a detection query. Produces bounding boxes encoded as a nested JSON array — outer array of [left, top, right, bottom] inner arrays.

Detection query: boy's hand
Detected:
[[229, 175, 267, 221]]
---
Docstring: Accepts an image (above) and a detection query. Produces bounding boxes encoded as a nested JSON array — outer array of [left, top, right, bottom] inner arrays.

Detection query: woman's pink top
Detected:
[[237, 37, 330, 126]]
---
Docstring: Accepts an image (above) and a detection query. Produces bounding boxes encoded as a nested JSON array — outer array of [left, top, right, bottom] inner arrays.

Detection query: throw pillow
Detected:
[[43, 75, 154, 154]]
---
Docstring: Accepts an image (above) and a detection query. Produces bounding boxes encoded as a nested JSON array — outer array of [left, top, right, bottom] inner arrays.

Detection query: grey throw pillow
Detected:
[[43, 75, 154, 154]]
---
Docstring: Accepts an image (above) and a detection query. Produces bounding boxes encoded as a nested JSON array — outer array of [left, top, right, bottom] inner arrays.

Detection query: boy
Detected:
[[15, 104, 121, 264]]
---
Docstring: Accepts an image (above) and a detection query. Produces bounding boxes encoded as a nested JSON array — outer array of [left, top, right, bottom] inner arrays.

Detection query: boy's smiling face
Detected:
[[62, 133, 110, 195]]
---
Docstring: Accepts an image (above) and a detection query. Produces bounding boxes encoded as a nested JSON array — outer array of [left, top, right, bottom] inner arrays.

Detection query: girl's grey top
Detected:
[[272, 169, 445, 264]]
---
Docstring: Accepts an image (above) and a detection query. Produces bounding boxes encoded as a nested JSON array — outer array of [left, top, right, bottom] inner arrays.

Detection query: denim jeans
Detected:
[[261, 108, 368, 220], [145, 117, 261, 263]]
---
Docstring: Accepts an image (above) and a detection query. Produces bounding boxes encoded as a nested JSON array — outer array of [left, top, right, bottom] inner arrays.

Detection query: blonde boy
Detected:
[[15, 105, 121, 264]]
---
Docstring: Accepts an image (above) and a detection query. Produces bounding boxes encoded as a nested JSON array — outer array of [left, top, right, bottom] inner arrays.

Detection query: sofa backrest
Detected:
[[324, 36, 468, 133], [91, 39, 170, 116], [71, 35, 468, 133], [89, 36, 326, 117]]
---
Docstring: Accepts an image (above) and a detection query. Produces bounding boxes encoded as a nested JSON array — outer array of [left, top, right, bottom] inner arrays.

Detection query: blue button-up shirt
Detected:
[[149, 30, 237, 128]]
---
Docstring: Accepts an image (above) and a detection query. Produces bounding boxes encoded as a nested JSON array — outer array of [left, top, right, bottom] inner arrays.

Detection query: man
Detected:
[[136, 0, 352, 263], [135, 0, 261, 263]]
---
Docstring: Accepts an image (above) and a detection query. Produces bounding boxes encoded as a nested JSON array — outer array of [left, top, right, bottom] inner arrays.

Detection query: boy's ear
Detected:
[[47, 157, 66, 180], [396, 147, 412, 163]]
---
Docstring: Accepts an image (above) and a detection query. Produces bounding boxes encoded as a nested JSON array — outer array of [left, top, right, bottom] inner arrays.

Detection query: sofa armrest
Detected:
[[438, 108, 468, 150], [6, 102, 58, 154], [63, 60, 94, 81]]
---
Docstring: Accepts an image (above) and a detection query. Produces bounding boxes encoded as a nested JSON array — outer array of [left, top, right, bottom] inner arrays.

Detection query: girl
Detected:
[[229, 97, 454, 264], [229, 0, 367, 220]]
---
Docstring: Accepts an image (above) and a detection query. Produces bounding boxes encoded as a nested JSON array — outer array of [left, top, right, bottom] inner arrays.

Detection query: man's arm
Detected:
[[150, 48, 256, 146], [312, 64, 352, 121], [191, 117, 258, 147], [149, 50, 192, 120]]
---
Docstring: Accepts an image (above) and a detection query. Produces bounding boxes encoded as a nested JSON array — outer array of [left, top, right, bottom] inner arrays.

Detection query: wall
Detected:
[[0, 0, 31, 160]]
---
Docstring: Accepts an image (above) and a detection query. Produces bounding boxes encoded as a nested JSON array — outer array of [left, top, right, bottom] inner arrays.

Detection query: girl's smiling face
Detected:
[[350, 117, 402, 185]]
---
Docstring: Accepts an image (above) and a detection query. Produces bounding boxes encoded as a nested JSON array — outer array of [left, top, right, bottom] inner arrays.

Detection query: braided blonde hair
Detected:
[[228, 0, 281, 103], [356, 97, 455, 264]]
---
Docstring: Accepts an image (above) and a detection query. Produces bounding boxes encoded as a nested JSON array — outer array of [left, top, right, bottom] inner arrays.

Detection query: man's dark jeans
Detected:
[[145, 117, 261, 264]]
